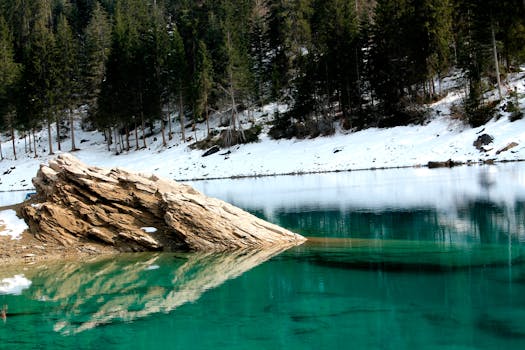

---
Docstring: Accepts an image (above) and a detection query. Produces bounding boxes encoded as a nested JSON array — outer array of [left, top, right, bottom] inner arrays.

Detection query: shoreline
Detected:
[[2, 157, 524, 192], [2, 157, 525, 266], [0, 236, 119, 267]]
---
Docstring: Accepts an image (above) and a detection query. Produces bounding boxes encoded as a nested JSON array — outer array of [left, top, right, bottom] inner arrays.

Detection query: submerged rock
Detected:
[[20, 154, 305, 252]]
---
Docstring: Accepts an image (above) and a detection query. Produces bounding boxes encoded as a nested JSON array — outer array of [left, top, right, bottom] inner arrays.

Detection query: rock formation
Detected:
[[20, 154, 305, 251]]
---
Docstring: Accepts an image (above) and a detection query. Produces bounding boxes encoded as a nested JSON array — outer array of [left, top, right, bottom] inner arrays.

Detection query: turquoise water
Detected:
[[2, 165, 525, 349]]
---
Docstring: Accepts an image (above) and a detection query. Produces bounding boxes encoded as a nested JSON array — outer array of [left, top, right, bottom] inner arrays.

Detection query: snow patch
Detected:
[[0, 275, 32, 295], [0, 210, 28, 240], [141, 227, 158, 233]]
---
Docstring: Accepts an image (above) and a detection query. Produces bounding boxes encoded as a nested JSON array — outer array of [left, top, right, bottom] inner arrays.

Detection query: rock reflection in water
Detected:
[[2, 246, 288, 335]]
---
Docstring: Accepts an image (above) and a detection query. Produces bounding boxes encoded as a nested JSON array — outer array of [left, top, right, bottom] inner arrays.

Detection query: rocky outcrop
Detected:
[[20, 154, 305, 252]]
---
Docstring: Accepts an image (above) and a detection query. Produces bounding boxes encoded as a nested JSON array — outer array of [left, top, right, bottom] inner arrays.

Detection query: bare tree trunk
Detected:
[[47, 119, 54, 155], [0, 135, 3, 160], [139, 89, 147, 149], [192, 108, 197, 142], [56, 115, 61, 151], [70, 109, 77, 151], [229, 80, 237, 132], [161, 118, 167, 147], [120, 131, 124, 152], [179, 91, 185, 142], [106, 128, 111, 152], [133, 122, 139, 151], [113, 127, 120, 154], [205, 99, 210, 138], [491, 23, 502, 100], [32, 128, 37, 158], [193, 119, 197, 142], [355, 46, 361, 110], [167, 102, 173, 140], [141, 113, 147, 149], [125, 127, 130, 151]]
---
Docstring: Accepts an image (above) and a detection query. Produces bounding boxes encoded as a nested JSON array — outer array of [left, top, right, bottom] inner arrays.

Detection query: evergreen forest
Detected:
[[0, 0, 524, 156]]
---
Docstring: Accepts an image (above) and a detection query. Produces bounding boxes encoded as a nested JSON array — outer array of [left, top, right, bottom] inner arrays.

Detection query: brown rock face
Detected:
[[20, 154, 305, 251]]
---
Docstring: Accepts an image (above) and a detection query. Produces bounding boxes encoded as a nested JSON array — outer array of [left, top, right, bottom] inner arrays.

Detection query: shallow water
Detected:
[[1, 164, 525, 349]]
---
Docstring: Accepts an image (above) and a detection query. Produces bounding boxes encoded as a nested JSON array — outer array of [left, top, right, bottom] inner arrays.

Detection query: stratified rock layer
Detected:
[[20, 154, 305, 251]]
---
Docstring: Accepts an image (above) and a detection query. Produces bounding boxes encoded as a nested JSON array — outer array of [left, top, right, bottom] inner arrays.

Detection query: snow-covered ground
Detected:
[[0, 69, 524, 194], [0, 210, 28, 240]]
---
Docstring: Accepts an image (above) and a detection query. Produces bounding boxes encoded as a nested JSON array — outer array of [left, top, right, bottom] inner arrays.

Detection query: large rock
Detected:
[[20, 154, 305, 251]]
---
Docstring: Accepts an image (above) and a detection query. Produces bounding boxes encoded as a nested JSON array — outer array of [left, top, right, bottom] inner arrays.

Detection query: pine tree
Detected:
[[148, 0, 170, 146], [422, 0, 453, 96], [267, 0, 313, 100], [220, 0, 254, 139], [1, 0, 34, 57], [84, 1, 111, 111], [96, 0, 130, 152], [0, 15, 21, 160], [97, 0, 151, 151], [54, 13, 79, 151], [26, 0, 57, 155], [499, 1, 525, 68], [267, 0, 289, 99], [311, 0, 360, 123], [249, 0, 270, 105], [194, 40, 213, 137], [455, 0, 497, 125], [166, 23, 188, 142]]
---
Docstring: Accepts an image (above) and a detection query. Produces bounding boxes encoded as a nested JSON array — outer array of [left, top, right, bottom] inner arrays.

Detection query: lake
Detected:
[[1, 164, 525, 349]]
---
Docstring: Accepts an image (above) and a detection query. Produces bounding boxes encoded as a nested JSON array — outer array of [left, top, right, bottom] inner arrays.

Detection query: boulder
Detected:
[[20, 154, 305, 252], [473, 134, 494, 151]]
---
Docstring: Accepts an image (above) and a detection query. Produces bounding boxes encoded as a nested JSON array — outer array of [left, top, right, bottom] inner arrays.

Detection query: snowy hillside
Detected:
[[1, 69, 524, 193]]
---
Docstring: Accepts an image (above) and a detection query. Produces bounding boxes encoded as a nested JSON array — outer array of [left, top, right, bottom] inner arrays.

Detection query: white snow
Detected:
[[0, 69, 523, 196], [0, 210, 28, 240], [141, 227, 158, 233], [0, 274, 32, 295]]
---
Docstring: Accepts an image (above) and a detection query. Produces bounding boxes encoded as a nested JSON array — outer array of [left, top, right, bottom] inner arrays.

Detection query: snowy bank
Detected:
[[0, 71, 524, 193], [0, 210, 28, 240]]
